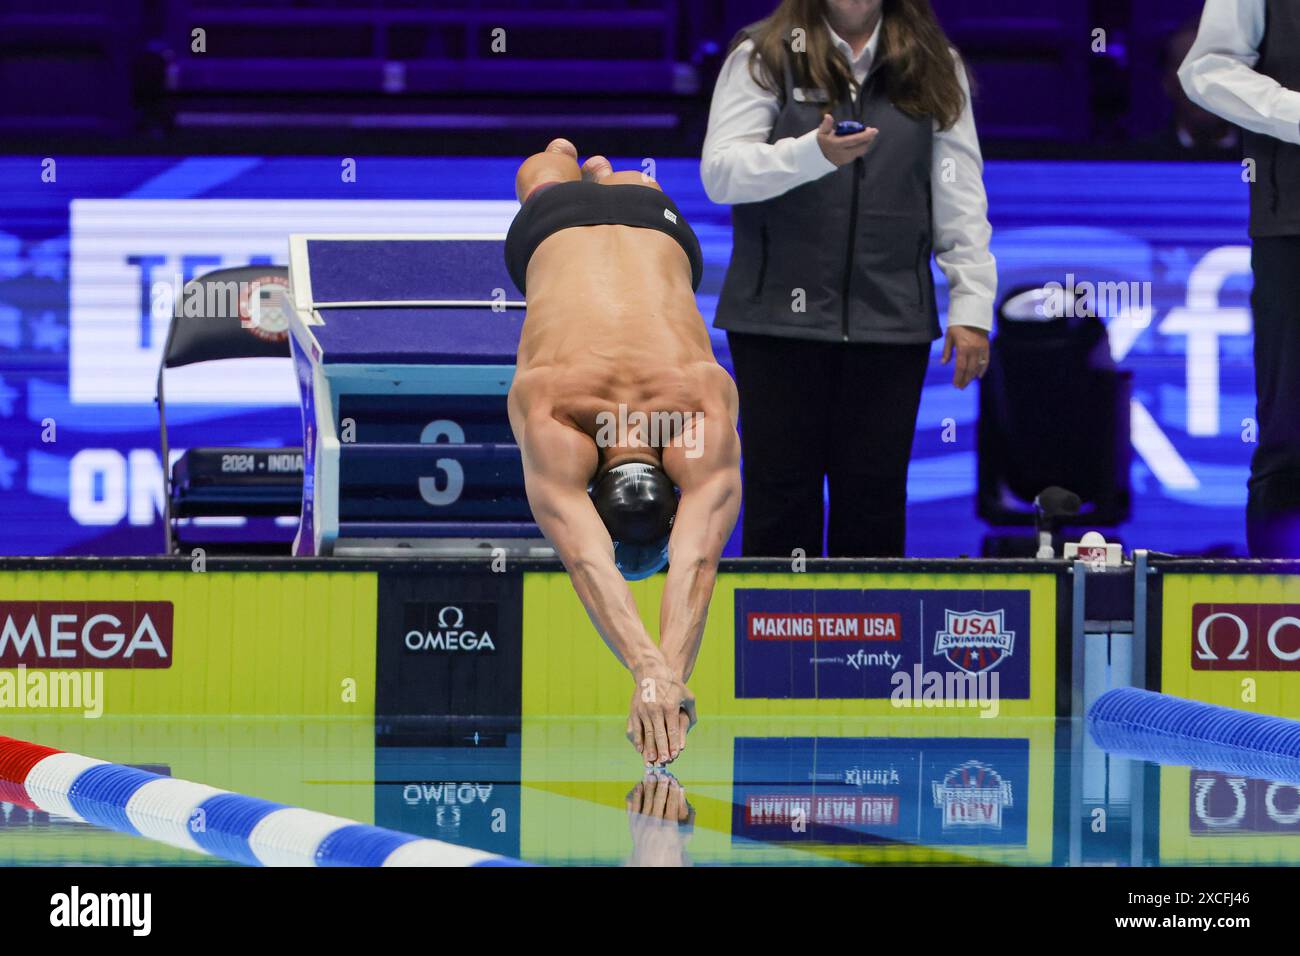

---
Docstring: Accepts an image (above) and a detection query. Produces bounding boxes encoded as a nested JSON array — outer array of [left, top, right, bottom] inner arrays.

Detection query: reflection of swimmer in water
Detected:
[[505, 139, 742, 769], [625, 773, 693, 867]]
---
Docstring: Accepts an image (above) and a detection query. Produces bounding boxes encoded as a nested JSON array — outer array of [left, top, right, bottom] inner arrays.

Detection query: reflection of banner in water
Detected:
[[731, 736, 1030, 848], [1189, 770, 1300, 834], [931, 760, 1015, 830], [518, 716, 1056, 865], [743, 793, 900, 828]]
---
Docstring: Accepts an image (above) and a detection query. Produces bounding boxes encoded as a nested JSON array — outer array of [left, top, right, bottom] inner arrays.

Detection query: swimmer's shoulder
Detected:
[[688, 360, 741, 410]]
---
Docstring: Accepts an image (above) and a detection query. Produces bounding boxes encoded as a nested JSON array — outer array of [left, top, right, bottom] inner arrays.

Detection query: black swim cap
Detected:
[[590, 463, 678, 580]]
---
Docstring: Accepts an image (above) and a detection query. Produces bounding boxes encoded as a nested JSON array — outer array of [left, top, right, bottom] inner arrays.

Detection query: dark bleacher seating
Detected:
[[1, 2, 1208, 157], [931, 0, 1092, 142], [164, 1, 688, 95], [0, 1, 139, 135]]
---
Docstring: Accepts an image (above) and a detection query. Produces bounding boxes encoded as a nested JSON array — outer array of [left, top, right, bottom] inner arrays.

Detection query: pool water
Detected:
[[1, 715, 1295, 866]]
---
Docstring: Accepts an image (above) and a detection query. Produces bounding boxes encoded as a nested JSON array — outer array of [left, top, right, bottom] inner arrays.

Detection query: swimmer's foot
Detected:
[[545, 137, 578, 158], [582, 155, 614, 182]]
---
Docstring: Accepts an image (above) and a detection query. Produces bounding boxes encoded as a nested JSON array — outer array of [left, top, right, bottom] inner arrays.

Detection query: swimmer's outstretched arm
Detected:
[[518, 415, 691, 764], [516, 415, 654, 669], [659, 404, 743, 684]]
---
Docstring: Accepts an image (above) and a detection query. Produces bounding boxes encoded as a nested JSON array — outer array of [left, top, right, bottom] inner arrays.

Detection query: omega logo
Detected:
[[1191, 604, 1300, 670], [403, 604, 496, 653]]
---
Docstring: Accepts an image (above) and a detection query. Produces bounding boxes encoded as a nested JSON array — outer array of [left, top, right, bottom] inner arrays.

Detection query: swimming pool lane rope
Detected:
[[0, 735, 526, 867]]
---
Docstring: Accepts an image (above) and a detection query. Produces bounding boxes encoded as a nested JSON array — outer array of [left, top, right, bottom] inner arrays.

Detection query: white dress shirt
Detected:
[[1178, 0, 1300, 145], [701, 19, 997, 332]]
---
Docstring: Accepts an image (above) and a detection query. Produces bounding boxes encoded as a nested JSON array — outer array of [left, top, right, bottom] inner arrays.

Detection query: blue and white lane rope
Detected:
[[1087, 687, 1300, 784], [0, 736, 527, 867]]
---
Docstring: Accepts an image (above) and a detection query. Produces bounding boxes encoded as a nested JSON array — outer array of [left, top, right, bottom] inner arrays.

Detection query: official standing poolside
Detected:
[[1180, 0, 1300, 557], [702, 0, 997, 557]]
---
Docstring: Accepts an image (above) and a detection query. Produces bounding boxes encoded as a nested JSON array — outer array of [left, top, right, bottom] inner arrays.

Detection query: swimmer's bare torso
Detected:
[[508, 182, 735, 470], [505, 139, 741, 770]]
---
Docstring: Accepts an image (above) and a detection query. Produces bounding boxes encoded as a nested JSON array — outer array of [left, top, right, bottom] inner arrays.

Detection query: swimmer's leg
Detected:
[[515, 138, 581, 203]]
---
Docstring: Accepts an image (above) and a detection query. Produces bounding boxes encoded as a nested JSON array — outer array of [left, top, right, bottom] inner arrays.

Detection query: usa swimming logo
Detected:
[[931, 760, 1014, 830], [933, 609, 1015, 675]]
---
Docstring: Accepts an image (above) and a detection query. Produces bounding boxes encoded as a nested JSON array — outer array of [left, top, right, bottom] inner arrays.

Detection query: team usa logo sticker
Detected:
[[239, 274, 291, 343], [933, 609, 1015, 675]]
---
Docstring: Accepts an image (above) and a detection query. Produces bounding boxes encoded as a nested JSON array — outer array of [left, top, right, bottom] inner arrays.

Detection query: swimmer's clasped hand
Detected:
[[626, 655, 692, 768]]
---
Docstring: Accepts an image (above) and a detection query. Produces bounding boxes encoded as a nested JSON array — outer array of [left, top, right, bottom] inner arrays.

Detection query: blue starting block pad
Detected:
[[295, 237, 520, 306], [313, 308, 525, 365], [285, 234, 550, 557]]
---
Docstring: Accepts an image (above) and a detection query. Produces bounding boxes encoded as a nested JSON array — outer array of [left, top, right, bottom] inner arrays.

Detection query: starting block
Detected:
[[285, 234, 551, 558]]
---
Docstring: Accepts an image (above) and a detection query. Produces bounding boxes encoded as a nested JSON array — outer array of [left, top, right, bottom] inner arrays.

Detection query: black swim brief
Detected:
[[504, 180, 704, 295]]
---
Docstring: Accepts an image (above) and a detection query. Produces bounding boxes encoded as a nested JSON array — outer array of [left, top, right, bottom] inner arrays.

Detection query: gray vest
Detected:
[[714, 25, 939, 344], [1246, 0, 1300, 237]]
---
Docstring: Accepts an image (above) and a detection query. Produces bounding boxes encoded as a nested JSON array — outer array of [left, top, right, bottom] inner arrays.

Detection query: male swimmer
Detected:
[[505, 138, 742, 767]]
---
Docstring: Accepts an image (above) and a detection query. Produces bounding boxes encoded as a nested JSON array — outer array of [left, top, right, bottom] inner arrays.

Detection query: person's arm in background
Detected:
[[932, 51, 997, 389], [1177, 0, 1300, 144], [700, 40, 874, 204]]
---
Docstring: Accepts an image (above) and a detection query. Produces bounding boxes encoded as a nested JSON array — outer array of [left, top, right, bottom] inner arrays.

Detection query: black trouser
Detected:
[[726, 332, 930, 557], [1248, 236, 1300, 558]]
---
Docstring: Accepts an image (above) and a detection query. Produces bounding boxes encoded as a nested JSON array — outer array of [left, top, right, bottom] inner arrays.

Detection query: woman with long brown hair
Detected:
[[703, 0, 996, 557]]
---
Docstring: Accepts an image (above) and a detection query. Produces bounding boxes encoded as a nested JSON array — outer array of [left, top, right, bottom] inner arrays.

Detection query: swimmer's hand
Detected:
[[679, 686, 698, 735], [627, 657, 691, 767]]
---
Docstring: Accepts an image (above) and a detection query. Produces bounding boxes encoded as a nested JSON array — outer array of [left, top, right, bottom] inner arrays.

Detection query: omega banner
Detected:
[[1159, 570, 1300, 717], [0, 565, 524, 721], [1159, 764, 1300, 864], [0, 570, 377, 716], [522, 570, 1063, 718], [2, 563, 1063, 721], [375, 570, 524, 721]]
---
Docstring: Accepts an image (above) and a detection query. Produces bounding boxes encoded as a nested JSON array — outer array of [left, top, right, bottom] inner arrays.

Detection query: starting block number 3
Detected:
[[419, 420, 466, 507]]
